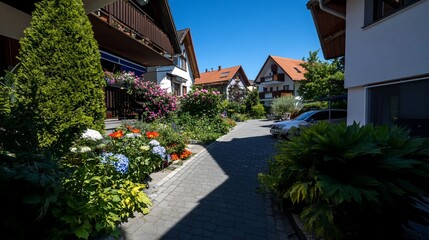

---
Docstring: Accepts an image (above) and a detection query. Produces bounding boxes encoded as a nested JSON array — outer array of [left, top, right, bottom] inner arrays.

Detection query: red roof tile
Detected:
[[195, 66, 242, 85], [271, 56, 306, 81]]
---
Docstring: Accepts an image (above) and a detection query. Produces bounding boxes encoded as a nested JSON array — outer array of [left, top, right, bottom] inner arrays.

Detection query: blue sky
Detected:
[[169, 0, 322, 80]]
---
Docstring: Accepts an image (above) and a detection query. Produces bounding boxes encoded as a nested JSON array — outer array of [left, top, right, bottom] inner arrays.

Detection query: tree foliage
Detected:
[[6, 0, 106, 154], [298, 50, 346, 101], [271, 96, 301, 116]]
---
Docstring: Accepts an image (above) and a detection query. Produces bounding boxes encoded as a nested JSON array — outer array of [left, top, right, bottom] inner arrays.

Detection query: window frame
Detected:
[[364, 0, 421, 27]]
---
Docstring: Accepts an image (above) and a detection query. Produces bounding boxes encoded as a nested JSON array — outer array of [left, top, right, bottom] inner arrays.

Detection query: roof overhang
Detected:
[[89, 14, 173, 67], [307, 0, 346, 59], [0, 0, 117, 14]]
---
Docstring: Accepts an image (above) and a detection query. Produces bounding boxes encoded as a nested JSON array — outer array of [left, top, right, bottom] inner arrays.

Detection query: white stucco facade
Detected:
[[147, 43, 195, 95], [255, 58, 300, 106], [344, 0, 429, 125]]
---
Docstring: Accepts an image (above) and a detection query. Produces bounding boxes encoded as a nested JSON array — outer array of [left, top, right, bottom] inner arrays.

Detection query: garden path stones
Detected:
[[120, 120, 299, 240]]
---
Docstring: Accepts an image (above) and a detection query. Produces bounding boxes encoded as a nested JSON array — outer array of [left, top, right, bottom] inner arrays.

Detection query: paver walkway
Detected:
[[120, 119, 299, 240]]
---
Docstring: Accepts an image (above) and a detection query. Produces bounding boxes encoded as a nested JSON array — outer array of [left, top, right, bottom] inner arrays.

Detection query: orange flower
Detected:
[[180, 149, 192, 159], [126, 125, 133, 130], [146, 131, 160, 139], [109, 130, 124, 139], [171, 153, 180, 161], [131, 128, 141, 134]]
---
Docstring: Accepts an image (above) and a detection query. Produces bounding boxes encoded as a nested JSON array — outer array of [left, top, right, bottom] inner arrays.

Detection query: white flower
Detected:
[[149, 140, 160, 146], [81, 129, 103, 141], [79, 146, 92, 153], [70, 147, 78, 153], [125, 133, 136, 138]]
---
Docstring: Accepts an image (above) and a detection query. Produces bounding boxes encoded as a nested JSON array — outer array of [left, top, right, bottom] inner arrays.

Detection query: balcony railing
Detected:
[[95, 0, 174, 55], [259, 90, 293, 100], [259, 73, 285, 83]]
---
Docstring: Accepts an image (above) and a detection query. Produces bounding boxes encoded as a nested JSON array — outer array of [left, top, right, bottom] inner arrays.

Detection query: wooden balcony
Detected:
[[89, 0, 174, 66], [259, 73, 285, 83], [259, 90, 293, 100]]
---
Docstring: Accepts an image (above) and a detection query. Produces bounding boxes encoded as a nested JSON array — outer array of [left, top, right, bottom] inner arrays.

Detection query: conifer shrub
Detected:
[[259, 122, 429, 239], [9, 0, 105, 155]]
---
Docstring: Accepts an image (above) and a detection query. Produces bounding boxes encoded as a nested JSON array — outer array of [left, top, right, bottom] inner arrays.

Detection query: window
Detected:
[[263, 87, 267, 92], [368, 79, 429, 137], [174, 56, 187, 71], [171, 82, 181, 96], [220, 71, 230, 78], [270, 87, 273, 92], [182, 86, 187, 95], [365, 0, 421, 24], [283, 85, 290, 90]]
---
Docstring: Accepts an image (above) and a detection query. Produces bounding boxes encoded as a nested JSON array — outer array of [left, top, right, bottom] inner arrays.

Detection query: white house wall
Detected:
[[347, 86, 366, 125], [344, 0, 429, 125], [345, 0, 429, 89]]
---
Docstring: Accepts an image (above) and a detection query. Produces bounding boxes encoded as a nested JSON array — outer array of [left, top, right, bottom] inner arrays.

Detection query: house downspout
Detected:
[[318, 0, 346, 19]]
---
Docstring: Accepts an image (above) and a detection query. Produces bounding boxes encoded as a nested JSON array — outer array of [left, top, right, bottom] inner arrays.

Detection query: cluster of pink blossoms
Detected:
[[104, 70, 177, 122]]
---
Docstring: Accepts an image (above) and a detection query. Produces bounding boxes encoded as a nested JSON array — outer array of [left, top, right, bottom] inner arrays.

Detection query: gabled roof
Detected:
[[271, 56, 306, 80], [195, 65, 250, 86], [255, 55, 306, 83], [177, 28, 200, 79]]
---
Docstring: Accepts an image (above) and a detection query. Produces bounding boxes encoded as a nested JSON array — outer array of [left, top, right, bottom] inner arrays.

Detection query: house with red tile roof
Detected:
[[254, 55, 306, 106], [195, 65, 251, 100]]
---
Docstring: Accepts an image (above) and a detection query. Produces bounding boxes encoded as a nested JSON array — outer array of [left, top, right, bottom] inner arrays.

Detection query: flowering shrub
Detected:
[[106, 125, 170, 182], [56, 128, 152, 239], [179, 88, 223, 118], [104, 71, 177, 122], [104, 70, 144, 93], [134, 81, 177, 122]]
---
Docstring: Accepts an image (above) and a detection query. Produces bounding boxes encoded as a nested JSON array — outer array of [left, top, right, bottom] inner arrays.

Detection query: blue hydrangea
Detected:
[[152, 145, 166, 160], [101, 152, 129, 174]]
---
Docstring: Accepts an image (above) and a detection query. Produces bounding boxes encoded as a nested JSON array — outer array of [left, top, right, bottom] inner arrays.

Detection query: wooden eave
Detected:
[[307, 0, 346, 59], [181, 29, 200, 79], [89, 14, 173, 66]]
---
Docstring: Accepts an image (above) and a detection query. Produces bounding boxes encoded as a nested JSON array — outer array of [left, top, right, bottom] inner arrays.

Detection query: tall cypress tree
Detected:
[[12, 0, 106, 154]]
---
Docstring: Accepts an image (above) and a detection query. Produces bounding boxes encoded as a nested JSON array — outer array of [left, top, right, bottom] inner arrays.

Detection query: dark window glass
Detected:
[[368, 79, 429, 137], [373, 0, 420, 21]]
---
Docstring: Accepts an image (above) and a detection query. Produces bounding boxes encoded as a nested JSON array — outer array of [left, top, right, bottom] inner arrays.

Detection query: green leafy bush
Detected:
[[0, 152, 62, 240], [172, 113, 230, 144], [259, 122, 429, 239], [51, 129, 153, 239], [52, 156, 151, 239], [250, 103, 266, 118], [271, 95, 301, 117], [8, 0, 105, 155]]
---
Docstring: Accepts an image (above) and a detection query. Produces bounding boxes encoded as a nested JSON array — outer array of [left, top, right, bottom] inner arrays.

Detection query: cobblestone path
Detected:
[[121, 119, 298, 240]]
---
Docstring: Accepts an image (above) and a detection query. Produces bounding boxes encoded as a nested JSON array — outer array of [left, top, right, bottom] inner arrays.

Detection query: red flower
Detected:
[[109, 130, 124, 139], [146, 131, 160, 139], [131, 128, 141, 134]]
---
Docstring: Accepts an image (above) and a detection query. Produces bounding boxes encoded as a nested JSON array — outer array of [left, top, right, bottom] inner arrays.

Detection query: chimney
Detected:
[[218, 66, 222, 71], [205, 68, 208, 72], [211, 68, 213, 71]]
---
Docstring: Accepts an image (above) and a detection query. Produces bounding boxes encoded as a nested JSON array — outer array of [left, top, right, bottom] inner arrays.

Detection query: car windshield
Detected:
[[294, 111, 316, 121]]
